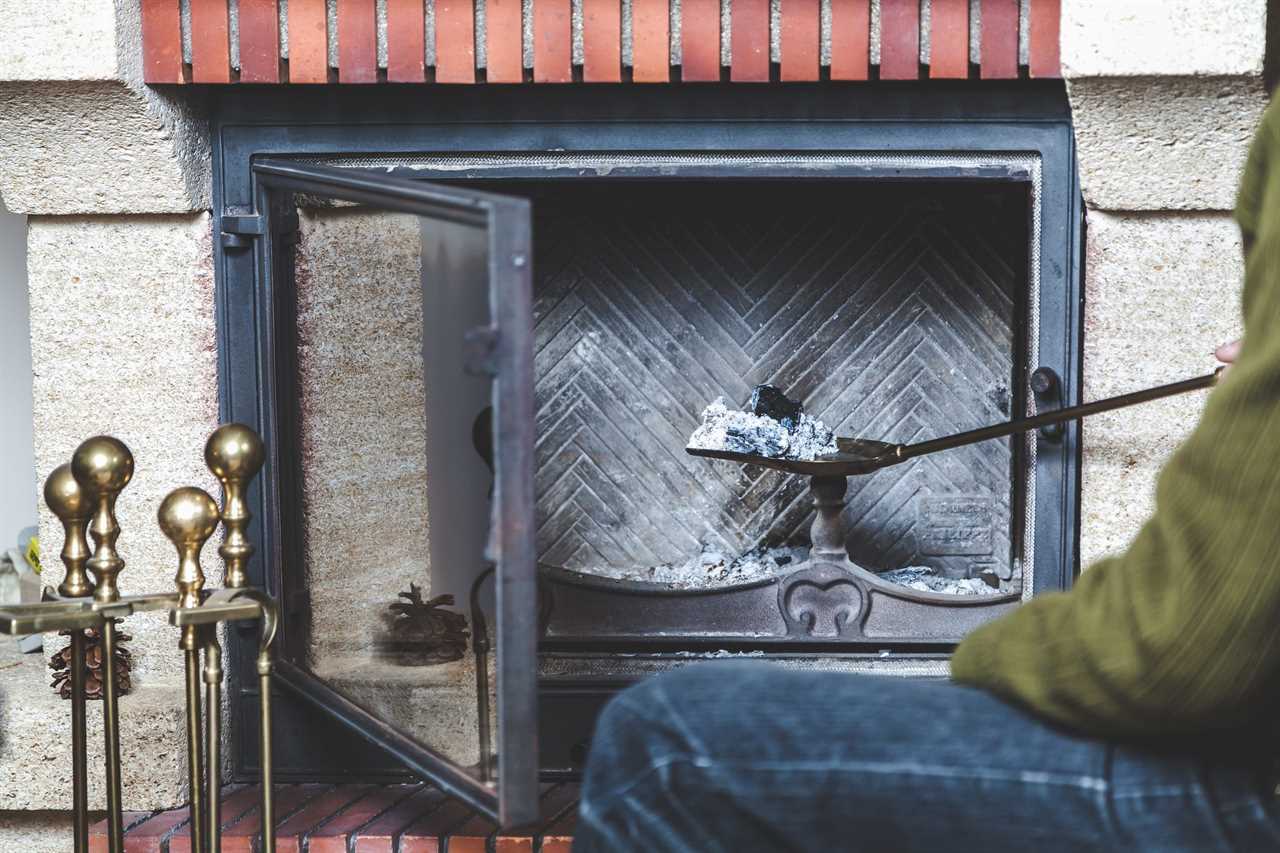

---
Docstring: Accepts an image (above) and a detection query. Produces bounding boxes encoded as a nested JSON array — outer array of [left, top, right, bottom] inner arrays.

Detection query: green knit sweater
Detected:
[[950, 99, 1280, 738]]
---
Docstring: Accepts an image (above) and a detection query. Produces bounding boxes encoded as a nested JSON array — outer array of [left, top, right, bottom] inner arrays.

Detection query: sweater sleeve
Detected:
[[950, 105, 1280, 737]]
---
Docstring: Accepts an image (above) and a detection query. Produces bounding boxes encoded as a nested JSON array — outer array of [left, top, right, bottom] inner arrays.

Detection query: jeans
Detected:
[[574, 662, 1280, 852]]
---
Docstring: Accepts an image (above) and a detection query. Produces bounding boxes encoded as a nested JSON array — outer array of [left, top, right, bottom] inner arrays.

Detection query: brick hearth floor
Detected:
[[88, 781, 579, 852]]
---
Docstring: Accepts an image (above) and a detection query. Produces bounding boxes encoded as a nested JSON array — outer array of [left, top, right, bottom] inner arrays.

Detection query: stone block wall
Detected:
[[1062, 0, 1267, 566], [0, 0, 217, 831]]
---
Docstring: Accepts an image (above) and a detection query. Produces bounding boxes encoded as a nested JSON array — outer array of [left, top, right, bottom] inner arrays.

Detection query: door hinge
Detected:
[[220, 214, 265, 250], [463, 325, 500, 376]]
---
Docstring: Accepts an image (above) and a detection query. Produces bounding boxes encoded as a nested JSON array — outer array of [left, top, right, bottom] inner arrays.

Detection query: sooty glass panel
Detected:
[[292, 204, 494, 772]]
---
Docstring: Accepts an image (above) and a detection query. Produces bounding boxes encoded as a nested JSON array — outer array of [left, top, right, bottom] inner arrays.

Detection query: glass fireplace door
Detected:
[[252, 159, 538, 826]]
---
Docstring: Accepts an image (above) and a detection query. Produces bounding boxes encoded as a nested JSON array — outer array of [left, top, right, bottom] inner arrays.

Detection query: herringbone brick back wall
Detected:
[[141, 0, 1061, 84], [531, 183, 1025, 579]]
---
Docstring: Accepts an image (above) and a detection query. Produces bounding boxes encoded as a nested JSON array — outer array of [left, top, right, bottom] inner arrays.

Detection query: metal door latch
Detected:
[[1030, 367, 1064, 441]]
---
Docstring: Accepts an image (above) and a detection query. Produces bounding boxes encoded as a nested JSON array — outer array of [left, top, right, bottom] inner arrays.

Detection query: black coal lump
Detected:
[[749, 384, 804, 429]]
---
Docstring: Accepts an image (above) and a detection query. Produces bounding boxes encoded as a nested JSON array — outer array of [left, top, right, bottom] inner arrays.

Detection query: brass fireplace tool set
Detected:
[[0, 425, 278, 853]]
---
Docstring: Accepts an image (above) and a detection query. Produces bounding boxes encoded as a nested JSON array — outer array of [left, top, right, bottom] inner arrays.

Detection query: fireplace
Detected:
[[212, 85, 1082, 818]]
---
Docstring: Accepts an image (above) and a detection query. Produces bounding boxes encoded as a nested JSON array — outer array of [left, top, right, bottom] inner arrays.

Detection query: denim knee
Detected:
[[588, 678, 669, 767], [585, 662, 766, 788]]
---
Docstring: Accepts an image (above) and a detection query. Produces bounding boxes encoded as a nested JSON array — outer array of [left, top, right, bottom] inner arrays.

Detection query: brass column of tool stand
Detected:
[[0, 425, 278, 853]]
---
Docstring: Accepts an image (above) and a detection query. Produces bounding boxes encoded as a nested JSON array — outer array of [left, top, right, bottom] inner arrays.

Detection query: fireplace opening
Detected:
[[519, 181, 1031, 594], [283, 173, 1034, 774], [290, 171, 1036, 644]]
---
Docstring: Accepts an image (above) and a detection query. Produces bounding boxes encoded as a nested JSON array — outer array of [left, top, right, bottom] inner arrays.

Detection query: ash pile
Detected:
[[878, 567, 1006, 596], [688, 385, 839, 461]]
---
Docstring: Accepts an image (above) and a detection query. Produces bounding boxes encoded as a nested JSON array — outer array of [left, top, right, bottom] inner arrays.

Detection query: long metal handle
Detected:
[[899, 369, 1223, 462], [69, 630, 89, 853], [244, 591, 279, 853], [183, 637, 206, 852], [100, 621, 125, 853], [203, 635, 223, 853], [257, 656, 275, 853]]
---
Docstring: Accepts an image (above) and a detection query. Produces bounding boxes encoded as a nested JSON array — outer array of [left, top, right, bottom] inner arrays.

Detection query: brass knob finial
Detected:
[[71, 436, 134, 604], [204, 424, 264, 589], [158, 487, 221, 610], [44, 463, 94, 598]]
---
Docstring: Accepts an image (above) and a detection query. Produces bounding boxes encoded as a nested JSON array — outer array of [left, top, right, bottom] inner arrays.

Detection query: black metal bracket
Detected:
[[219, 214, 265, 250], [1031, 366, 1065, 441]]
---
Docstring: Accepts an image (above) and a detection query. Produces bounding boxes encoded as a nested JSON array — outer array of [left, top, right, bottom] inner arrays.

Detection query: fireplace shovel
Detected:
[[688, 368, 1225, 477]]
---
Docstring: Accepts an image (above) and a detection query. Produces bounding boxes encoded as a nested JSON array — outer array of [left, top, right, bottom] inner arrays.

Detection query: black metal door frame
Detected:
[[249, 159, 537, 823], [210, 82, 1083, 788]]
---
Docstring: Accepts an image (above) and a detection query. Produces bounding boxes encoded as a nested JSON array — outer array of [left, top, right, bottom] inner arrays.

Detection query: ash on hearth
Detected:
[[687, 385, 839, 461], [878, 567, 1006, 596], [609, 544, 806, 588]]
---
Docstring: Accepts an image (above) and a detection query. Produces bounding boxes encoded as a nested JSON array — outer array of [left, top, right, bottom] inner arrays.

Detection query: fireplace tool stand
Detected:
[[0, 425, 277, 853]]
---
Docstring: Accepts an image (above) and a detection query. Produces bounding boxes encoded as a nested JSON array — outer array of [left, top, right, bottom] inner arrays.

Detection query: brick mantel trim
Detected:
[[141, 0, 1061, 85]]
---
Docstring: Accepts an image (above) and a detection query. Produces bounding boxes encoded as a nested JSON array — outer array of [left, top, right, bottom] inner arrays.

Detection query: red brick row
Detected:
[[730, 0, 769, 82], [239, 0, 281, 82], [1029, 0, 1063, 79], [980, 0, 1019, 79], [387, 0, 425, 81], [930, 0, 969, 79], [487, 0, 523, 83], [681, 0, 719, 82], [139, 0, 1062, 84], [780, 0, 820, 83], [879, 0, 919, 80], [288, 0, 328, 83], [633, 0, 670, 83], [534, 0, 572, 83], [438, 0, 478, 83], [830, 0, 870, 81], [90, 782, 582, 852]]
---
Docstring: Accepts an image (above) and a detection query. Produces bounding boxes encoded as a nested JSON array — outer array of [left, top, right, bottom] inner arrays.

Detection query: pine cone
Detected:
[[376, 583, 470, 665], [50, 621, 133, 701]]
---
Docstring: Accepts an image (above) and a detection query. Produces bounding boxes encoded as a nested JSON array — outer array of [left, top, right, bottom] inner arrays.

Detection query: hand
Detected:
[[1216, 339, 1243, 374]]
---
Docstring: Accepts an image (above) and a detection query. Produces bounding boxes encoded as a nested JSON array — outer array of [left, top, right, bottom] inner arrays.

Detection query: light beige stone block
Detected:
[[317, 656, 488, 766], [27, 214, 220, 682], [0, 0, 118, 82], [1062, 0, 1265, 78], [1079, 211, 1244, 566], [1067, 76, 1267, 212], [0, 81, 211, 215], [0, 811, 77, 853], [0, 0, 213, 214], [0, 645, 186, 811], [295, 209, 433, 659]]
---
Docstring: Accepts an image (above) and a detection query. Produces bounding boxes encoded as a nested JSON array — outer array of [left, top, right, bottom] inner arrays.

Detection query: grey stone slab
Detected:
[[1068, 75, 1267, 211], [1062, 0, 1265, 78], [1079, 211, 1244, 566]]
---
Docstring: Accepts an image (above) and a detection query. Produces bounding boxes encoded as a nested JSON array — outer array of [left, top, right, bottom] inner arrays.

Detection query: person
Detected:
[[571, 102, 1280, 852]]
